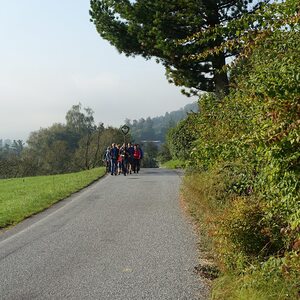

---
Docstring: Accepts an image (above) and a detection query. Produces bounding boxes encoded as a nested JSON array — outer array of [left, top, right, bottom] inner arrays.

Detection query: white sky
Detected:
[[0, 0, 194, 141]]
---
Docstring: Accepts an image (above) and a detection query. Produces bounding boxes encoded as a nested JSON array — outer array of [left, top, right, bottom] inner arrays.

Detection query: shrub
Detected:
[[180, 15, 300, 299]]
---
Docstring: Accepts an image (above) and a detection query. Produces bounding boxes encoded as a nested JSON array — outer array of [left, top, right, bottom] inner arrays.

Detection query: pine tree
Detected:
[[90, 0, 267, 97]]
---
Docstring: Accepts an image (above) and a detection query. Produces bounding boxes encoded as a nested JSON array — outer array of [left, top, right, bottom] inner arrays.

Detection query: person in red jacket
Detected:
[[132, 144, 141, 173]]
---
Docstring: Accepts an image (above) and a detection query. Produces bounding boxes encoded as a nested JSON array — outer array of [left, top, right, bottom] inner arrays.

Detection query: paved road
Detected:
[[0, 168, 207, 300]]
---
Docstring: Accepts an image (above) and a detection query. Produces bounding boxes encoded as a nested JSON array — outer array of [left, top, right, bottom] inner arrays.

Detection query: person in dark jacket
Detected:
[[110, 143, 119, 175], [127, 143, 134, 174]]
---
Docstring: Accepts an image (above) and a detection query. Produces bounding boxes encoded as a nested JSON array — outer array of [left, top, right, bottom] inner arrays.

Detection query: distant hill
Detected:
[[125, 102, 198, 143]]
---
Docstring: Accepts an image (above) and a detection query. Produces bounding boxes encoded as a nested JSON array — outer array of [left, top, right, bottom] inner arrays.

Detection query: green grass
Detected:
[[160, 159, 186, 169], [182, 172, 300, 300], [0, 167, 106, 228], [212, 270, 300, 300]]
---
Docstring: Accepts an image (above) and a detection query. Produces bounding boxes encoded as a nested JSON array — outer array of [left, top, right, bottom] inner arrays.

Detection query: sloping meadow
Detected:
[[0, 168, 105, 229]]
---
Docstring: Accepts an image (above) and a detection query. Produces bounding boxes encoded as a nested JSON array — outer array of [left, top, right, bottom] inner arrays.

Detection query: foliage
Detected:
[[0, 140, 27, 178], [0, 167, 105, 228], [125, 102, 199, 166], [1, 100, 197, 176], [66, 103, 96, 134], [140, 142, 159, 168], [187, 0, 300, 64], [212, 253, 300, 300], [160, 159, 186, 169], [157, 143, 172, 164], [90, 0, 268, 95], [125, 101, 198, 142], [26, 123, 76, 175], [0, 104, 126, 178], [167, 110, 200, 161], [171, 2, 300, 296]]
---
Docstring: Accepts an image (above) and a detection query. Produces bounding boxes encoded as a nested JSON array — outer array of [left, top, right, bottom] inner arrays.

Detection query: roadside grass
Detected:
[[182, 171, 300, 300], [181, 171, 220, 264], [0, 167, 106, 229], [160, 159, 186, 169], [212, 269, 300, 300]]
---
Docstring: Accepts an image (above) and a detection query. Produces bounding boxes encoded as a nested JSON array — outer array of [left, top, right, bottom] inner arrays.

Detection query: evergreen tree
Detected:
[[90, 0, 267, 96]]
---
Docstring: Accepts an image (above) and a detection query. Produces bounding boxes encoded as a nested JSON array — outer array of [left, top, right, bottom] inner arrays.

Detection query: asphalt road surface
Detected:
[[0, 168, 207, 300]]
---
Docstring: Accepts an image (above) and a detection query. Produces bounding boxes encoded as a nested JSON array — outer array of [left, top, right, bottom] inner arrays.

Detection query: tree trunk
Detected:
[[207, 4, 229, 98], [212, 53, 229, 98], [92, 127, 102, 168], [85, 133, 91, 170]]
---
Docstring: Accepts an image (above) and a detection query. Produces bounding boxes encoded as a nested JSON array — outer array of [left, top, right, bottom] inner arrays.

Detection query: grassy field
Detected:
[[0, 167, 106, 229]]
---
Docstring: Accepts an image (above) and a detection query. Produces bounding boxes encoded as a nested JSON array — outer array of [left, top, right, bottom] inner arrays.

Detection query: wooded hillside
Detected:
[[124, 102, 198, 142]]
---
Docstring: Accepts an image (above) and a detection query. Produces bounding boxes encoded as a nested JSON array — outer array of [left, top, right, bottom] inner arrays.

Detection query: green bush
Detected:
[[178, 16, 300, 299]]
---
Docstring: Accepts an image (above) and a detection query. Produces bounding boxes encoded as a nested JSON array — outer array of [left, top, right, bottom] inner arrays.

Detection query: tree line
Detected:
[[125, 101, 198, 142], [0, 104, 125, 178], [1, 101, 189, 178]]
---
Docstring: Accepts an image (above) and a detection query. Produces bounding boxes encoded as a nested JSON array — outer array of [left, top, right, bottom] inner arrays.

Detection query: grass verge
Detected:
[[0, 167, 106, 228], [182, 171, 300, 300], [160, 159, 186, 169]]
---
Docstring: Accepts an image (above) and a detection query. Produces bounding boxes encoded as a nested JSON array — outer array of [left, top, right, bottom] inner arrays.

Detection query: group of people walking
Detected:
[[103, 143, 143, 176]]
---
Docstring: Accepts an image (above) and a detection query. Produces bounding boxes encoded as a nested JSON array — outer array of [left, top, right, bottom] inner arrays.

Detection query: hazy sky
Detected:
[[0, 0, 194, 141]]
